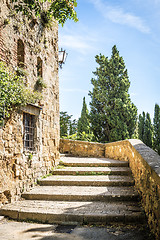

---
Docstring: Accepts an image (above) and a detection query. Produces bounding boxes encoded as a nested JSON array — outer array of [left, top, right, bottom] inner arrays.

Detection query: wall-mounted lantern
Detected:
[[58, 48, 68, 69]]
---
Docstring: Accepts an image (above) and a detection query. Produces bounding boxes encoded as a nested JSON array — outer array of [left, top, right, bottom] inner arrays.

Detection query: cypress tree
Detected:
[[138, 112, 145, 142], [77, 97, 90, 135], [153, 103, 160, 154], [132, 119, 139, 139], [89, 45, 137, 142], [143, 112, 153, 148]]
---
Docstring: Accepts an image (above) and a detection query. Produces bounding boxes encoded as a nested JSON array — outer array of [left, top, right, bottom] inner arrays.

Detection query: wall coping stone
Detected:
[[61, 138, 160, 179], [106, 139, 160, 178], [60, 138, 160, 239], [129, 139, 160, 178], [60, 139, 105, 158], [61, 139, 105, 145]]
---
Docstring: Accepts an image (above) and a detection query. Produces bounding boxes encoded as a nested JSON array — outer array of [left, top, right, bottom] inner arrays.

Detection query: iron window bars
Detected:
[[23, 112, 35, 151]]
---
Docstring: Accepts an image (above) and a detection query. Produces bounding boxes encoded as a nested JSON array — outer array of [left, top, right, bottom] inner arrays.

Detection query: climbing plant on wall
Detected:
[[11, 0, 78, 26], [0, 61, 42, 125]]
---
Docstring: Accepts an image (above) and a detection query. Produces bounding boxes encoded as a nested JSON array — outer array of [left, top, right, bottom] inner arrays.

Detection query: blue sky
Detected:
[[59, 0, 160, 120]]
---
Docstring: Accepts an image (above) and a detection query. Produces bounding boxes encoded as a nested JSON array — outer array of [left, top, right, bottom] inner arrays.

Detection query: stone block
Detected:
[[0, 0, 59, 220], [0, 142, 4, 153], [105, 139, 160, 239]]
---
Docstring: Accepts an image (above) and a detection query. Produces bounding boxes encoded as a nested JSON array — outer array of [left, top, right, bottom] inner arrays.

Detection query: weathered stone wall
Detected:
[[105, 139, 160, 240], [60, 139, 105, 157], [60, 138, 160, 238], [0, 1, 60, 204]]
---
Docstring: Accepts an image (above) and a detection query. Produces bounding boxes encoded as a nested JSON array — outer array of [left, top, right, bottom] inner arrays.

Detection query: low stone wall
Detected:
[[105, 139, 160, 240], [60, 138, 160, 238], [60, 139, 105, 158]]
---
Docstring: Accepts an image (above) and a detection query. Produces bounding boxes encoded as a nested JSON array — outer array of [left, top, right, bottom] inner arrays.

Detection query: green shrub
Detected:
[[0, 61, 42, 123]]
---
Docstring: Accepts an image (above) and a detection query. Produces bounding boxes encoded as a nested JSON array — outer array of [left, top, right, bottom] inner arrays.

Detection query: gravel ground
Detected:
[[0, 216, 154, 240]]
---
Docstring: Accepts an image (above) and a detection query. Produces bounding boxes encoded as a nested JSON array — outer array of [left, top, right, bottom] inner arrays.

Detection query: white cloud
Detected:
[[59, 35, 90, 53], [107, 8, 150, 33], [59, 33, 95, 55], [89, 0, 150, 34], [59, 23, 99, 55]]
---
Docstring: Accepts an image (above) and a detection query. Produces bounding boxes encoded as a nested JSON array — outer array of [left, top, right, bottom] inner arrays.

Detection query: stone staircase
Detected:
[[0, 155, 145, 225]]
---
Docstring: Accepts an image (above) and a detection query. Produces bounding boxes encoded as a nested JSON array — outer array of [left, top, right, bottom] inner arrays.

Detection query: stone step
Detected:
[[38, 175, 135, 187], [22, 186, 139, 202], [60, 157, 129, 167], [0, 156, 144, 226], [60, 153, 73, 157], [0, 200, 145, 224], [52, 166, 132, 176]]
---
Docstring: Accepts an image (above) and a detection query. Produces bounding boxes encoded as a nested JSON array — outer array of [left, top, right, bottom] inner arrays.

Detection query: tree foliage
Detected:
[[11, 0, 78, 26], [64, 131, 94, 142], [138, 111, 145, 142], [60, 111, 72, 137], [89, 45, 137, 143], [60, 107, 94, 142], [132, 119, 138, 139], [60, 111, 77, 137], [153, 103, 160, 154], [138, 111, 153, 148], [69, 119, 77, 135], [143, 112, 153, 148], [77, 97, 90, 135], [0, 61, 42, 126]]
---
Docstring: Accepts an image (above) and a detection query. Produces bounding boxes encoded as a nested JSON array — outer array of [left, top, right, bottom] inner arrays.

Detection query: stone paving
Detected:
[[1, 200, 144, 224], [0, 156, 146, 225], [0, 217, 154, 240]]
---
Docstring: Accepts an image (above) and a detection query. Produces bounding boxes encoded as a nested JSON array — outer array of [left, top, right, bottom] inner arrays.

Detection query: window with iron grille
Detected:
[[23, 113, 35, 151]]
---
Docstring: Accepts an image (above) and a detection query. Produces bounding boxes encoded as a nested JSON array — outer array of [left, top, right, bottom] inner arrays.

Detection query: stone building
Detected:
[[0, 0, 60, 204]]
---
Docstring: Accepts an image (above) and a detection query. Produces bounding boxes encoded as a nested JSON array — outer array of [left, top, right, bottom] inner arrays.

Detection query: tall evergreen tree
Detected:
[[153, 103, 160, 154], [132, 119, 139, 139], [138, 112, 146, 142], [143, 112, 153, 148], [77, 97, 90, 135], [60, 111, 72, 137], [89, 45, 137, 142], [69, 119, 77, 135]]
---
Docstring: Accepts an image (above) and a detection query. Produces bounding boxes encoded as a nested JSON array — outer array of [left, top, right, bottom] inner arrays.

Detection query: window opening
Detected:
[[23, 113, 35, 151], [37, 57, 42, 77], [17, 39, 25, 68]]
